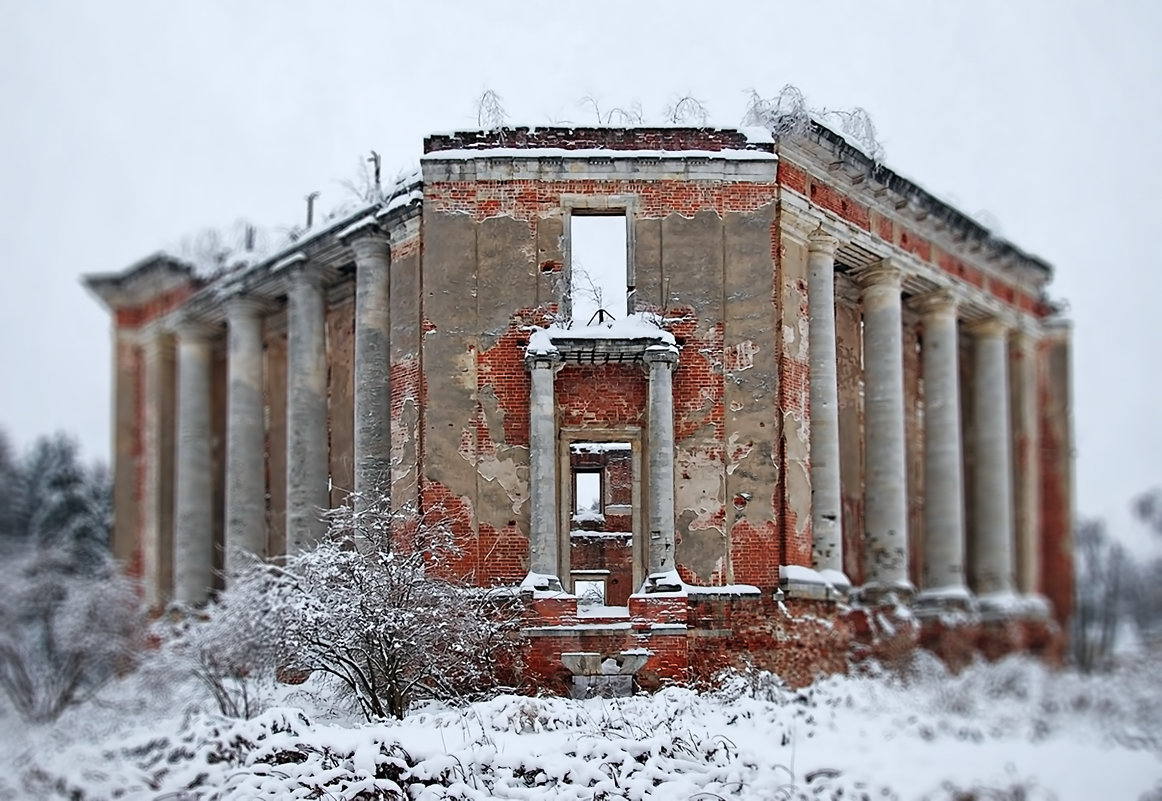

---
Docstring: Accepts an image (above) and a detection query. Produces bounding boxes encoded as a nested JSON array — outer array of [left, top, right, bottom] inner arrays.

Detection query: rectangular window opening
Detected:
[[570, 211, 629, 327], [573, 470, 603, 520]]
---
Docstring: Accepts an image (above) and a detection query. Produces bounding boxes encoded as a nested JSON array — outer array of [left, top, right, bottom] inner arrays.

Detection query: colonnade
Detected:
[[807, 228, 1040, 609], [168, 227, 391, 604]]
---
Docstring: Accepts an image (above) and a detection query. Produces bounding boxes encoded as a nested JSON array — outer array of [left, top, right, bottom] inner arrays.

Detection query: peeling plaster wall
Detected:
[[421, 172, 782, 590], [776, 216, 812, 568], [389, 235, 422, 519]]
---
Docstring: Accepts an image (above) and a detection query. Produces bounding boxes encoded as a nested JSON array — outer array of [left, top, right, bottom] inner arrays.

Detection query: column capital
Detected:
[[339, 216, 387, 246], [966, 316, 1011, 338], [524, 350, 562, 371], [644, 346, 679, 368], [224, 293, 274, 319], [347, 230, 391, 264], [173, 314, 218, 341], [285, 259, 325, 289], [856, 259, 904, 292], [909, 289, 960, 317], [807, 227, 840, 256]]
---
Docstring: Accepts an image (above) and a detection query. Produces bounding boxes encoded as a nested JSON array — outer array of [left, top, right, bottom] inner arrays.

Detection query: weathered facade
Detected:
[[86, 123, 1074, 688]]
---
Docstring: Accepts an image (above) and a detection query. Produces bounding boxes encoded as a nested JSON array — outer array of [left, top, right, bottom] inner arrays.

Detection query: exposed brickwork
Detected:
[[557, 365, 647, 429], [425, 127, 774, 154], [425, 180, 779, 222], [808, 180, 871, 231], [1038, 338, 1074, 628], [114, 285, 198, 328]]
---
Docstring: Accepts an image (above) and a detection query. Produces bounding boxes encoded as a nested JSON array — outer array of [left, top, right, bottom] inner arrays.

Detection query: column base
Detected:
[[852, 580, 915, 607], [913, 586, 976, 619], [642, 570, 684, 594], [520, 571, 564, 593], [976, 591, 1051, 622], [778, 565, 849, 601]]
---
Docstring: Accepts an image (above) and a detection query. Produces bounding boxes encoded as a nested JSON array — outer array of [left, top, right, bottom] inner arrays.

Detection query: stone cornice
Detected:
[[807, 227, 840, 256], [783, 120, 1053, 283], [857, 259, 905, 291], [965, 317, 1012, 338], [173, 315, 220, 341], [83, 253, 199, 312]]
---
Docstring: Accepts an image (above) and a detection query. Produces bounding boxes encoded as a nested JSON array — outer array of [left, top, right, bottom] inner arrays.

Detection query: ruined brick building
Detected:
[[86, 122, 1074, 687]]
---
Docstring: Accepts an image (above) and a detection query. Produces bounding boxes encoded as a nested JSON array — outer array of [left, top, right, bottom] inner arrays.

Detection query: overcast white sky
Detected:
[[1, 1, 1158, 549]]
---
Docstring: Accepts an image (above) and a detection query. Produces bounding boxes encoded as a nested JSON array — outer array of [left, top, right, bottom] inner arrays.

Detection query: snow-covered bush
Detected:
[[171, 493, 520, 721], [0, 547, 141, 723]]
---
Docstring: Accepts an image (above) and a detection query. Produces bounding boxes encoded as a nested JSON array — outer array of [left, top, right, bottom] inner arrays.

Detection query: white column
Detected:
[[525, 352, 561, 588], [350, 230, 392, 512], [970, 318, 1017, 601], [807, 229, 845, 580], [1012, 327, 1041, 596], [857, 261, 911, 597], [224, 296, 267, 574], [913, 291, 969, 605], [646, 347, 678, 581], [286, 264, 330, 551], [173, 318, 216, 605]]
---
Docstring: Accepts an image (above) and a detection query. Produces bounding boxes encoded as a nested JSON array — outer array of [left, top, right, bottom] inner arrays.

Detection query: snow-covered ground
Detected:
[[2, 655, 1159, 800]]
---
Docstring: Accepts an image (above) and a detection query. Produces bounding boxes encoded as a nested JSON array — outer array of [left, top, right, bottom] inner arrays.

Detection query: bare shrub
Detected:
[[175, 493, 520, 721], [0, 548, 141, 723]]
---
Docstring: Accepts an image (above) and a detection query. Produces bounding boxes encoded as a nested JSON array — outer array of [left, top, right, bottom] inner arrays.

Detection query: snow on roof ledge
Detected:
[[423, 147, 777, 162]]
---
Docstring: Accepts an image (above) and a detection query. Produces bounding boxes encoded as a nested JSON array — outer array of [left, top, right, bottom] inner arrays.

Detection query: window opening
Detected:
[[573, 471, 604, 524], [573, 578, 607, 606], [570, 212, 629, 327]]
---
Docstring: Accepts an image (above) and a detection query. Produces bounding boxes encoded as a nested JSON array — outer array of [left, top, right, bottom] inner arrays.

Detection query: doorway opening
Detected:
[[565, 439, 638, 609]]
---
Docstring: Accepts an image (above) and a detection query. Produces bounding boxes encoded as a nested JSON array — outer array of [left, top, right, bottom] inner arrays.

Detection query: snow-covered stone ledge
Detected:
[[525, 313, 678, 364]]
